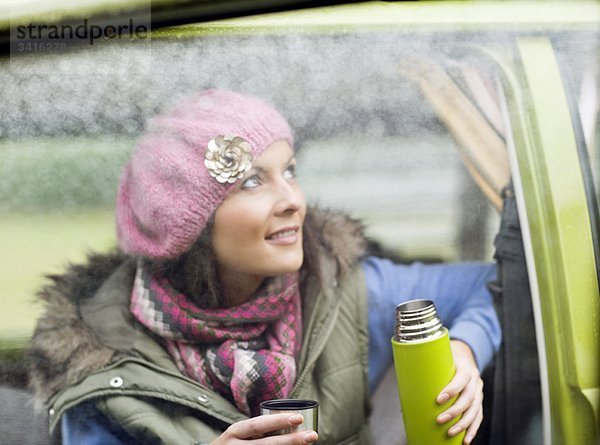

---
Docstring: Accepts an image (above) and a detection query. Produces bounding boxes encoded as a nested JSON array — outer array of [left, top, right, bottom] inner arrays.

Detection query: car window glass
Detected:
[[3, 4, 600, 444], [1, 31, 503, 296], [0, 11, 563, 445], [0, 23, 513, 438]]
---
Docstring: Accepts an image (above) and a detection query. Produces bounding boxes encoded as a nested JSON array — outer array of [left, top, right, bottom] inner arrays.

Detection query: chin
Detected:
[[276, 261, 303, 275], [271, 254, 304, 275]]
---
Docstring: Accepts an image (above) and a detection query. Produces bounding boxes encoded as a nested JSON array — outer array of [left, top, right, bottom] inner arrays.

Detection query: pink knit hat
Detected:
[[116, 89, 293, 259]]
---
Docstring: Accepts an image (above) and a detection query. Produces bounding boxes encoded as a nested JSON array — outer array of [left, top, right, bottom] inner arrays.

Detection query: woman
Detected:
[[29, 90, 501, 445]]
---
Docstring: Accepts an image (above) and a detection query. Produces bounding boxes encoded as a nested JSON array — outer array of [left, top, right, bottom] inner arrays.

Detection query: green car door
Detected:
[[498, 37, 600, 445]]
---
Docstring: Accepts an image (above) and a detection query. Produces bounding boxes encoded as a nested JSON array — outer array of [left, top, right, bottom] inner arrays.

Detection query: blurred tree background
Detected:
[[0, 136, 134, 347]]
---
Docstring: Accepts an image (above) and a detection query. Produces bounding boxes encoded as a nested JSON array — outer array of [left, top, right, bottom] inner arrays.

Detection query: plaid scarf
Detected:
[[130, 261, 302, 416]]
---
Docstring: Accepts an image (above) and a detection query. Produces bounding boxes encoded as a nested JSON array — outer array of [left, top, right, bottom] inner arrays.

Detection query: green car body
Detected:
[[502, 38, 600, 445]]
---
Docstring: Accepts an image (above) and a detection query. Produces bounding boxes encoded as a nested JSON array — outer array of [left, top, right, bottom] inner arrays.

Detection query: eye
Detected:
[[283, 163, 297, 180], [241, 174, 261, 189]]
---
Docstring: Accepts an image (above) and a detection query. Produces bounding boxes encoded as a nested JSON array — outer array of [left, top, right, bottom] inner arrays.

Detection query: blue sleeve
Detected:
[[363, 257, 501, 394], [62, 401, 137, 445]]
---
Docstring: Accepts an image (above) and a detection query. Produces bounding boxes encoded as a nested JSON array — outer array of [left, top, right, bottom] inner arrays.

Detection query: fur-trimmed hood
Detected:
[[28, 207, 368, 406]]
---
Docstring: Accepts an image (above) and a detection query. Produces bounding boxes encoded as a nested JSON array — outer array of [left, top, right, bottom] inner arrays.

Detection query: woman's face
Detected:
[[212, 140, 306, 286]]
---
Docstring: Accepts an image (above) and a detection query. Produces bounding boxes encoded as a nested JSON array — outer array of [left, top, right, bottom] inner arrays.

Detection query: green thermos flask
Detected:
[[391, 299, 464, 445]]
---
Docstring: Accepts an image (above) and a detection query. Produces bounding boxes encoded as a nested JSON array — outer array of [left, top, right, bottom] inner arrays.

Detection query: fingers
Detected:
[[437, 370, 479, 420], [463, 407, 484, 445], [437, 368, 470, 404], [436, 342, 484, 444], [219, 413, 318, 444], [445, 377, 483, 438], [438, 340, 477, 404], [227, 413, 302, 439], [248, 430, 319, 445], [436, 373, 484, 445]]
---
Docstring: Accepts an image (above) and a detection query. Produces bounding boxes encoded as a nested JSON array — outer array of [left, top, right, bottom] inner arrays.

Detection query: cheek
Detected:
[[212, 204, 266, 263], [296, 187, 307, 220]]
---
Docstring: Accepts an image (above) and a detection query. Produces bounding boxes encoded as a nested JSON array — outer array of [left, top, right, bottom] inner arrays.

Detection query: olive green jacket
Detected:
[[30, 209, 372, 445]]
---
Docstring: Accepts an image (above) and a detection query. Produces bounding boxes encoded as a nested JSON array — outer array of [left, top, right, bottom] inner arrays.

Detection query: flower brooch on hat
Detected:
[[204, 135, 253, 184]]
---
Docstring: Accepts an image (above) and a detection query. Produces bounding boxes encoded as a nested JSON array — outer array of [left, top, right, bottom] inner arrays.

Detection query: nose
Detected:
[[273, 178, 304, 216]]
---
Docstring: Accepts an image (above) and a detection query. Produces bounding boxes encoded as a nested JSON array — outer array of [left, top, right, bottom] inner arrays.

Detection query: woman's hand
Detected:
[[435, 340, 484, 445], [210, 413, 318, 445]]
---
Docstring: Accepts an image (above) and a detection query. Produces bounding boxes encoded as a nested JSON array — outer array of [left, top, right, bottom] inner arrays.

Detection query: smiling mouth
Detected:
[[266, 227, 299, 240]]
